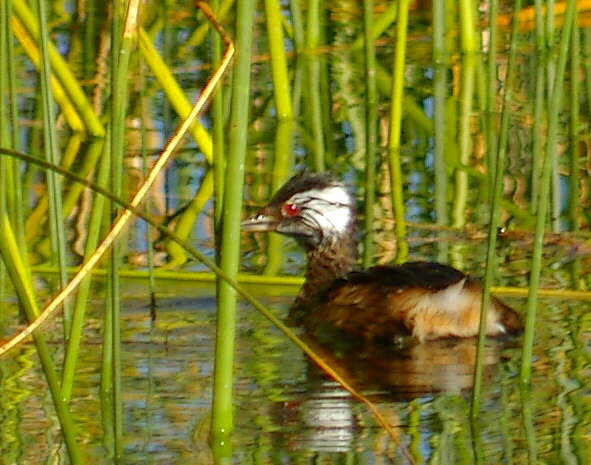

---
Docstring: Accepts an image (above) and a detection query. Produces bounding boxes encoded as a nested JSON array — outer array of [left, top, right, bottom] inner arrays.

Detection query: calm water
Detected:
[[2, 253, 591, 464]]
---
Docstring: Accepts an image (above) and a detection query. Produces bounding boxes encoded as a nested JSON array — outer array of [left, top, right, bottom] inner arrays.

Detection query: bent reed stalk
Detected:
[[0, 148, 415, 462]]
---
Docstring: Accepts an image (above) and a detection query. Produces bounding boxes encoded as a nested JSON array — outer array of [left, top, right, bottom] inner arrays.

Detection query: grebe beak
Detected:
[[241, 212, 280, 232]]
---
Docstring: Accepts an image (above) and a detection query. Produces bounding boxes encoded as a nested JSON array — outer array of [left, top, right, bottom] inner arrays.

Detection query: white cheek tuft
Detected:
[[289, 186, 353, 235]]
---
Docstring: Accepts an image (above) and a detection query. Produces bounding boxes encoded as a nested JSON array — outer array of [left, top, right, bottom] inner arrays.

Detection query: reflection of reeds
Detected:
[[473, 0, 523, 416], [522, 0, 579, 383]]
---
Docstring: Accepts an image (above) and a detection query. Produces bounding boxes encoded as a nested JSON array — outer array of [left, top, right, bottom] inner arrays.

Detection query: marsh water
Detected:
[[2, 1, 591, 464], [3, 235, 591, 464]]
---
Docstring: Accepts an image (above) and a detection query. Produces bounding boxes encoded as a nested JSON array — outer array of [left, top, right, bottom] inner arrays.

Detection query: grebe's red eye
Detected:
[[282, 203, 301, 217]]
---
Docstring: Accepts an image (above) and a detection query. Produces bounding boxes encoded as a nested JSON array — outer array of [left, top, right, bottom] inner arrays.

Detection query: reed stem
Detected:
[[432, 0, 448, 226], [363, 0, 377, 267], [388, 0, 410, 263], [212, 0, 256, 440], [36, 0, 71, 338], [452, 0, 477, 228]]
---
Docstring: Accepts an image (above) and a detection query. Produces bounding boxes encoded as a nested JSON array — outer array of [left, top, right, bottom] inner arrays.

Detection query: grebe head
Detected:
[[242, 172, 355, 249]]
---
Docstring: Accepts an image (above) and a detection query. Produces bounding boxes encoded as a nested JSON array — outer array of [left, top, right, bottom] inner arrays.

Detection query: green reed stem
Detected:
[[485, 0, 499, 189], [0, 0, 10, 194], [452, 0, 477, 228], [569, 21, 581, 232], [82, 0, 97, 79], [546, 1, 562, 233], [583, 28, 591, 124], [530, 0, 546, 214], [362, 0, 377, 267], [62, 141, 108, 403], [520, 384, 539, 462], [521, 0, 578, 384], [0, 1, 19, 230], [109, 0, 140, 459], [432, 0, 448, 226], [304, 0, 325, 171], [36, 0, 71, 337], [212, 0, 226, 232], [289, 0, 304, 53], [265, 0, 293, 120], [388, 0, 410, 263], [0, 0, 10, 314], [0, 214, 82, 464], [212, 0, 256, 441], [101, 258, 114, 456], [472, 0, 521, 417]]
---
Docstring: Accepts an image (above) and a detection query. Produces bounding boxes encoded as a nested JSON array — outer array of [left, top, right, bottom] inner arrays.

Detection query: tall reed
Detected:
[[432, 0, 448, 228], [304, 0, 325, 171], [362, 0, 378, 268], [36, 0, 70, 336], [452, 0, 477, 228], [212, 0, 256, 440], [388, 0, 410, 263]]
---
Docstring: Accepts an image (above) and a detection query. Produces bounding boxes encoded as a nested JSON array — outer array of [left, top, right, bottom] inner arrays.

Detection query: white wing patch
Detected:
[[288, 186, 353, 236]]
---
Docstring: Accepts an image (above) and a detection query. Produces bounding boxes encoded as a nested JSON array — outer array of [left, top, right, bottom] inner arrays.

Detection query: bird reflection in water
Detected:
[[280, 334, 519, 453]]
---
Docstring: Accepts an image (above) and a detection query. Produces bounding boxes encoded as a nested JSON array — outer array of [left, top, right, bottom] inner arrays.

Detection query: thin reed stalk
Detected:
[[472, 0, 521, 417], [521, 0, 578, 384], [530, 0, 546, 214], [212, 0, 226, 232], [388, 0, 410, 262], [546, 1, 562, 233], [107, 0, 140, 458], [520, 385, 538, 462], [36, 0, 71, 337], [304, 0, 325, 171], [0, 0, 23, 244], [432, 0, 448, 226], [485, 0, 499, 188], [212, 0, 256, 440], [0, 0, 10, 194], [265, 0, 293, 120], [289, 0, 304, 53], [569, 21, 581, 232], [452, 0, 477, 228], [362, 0, 377, 268]]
